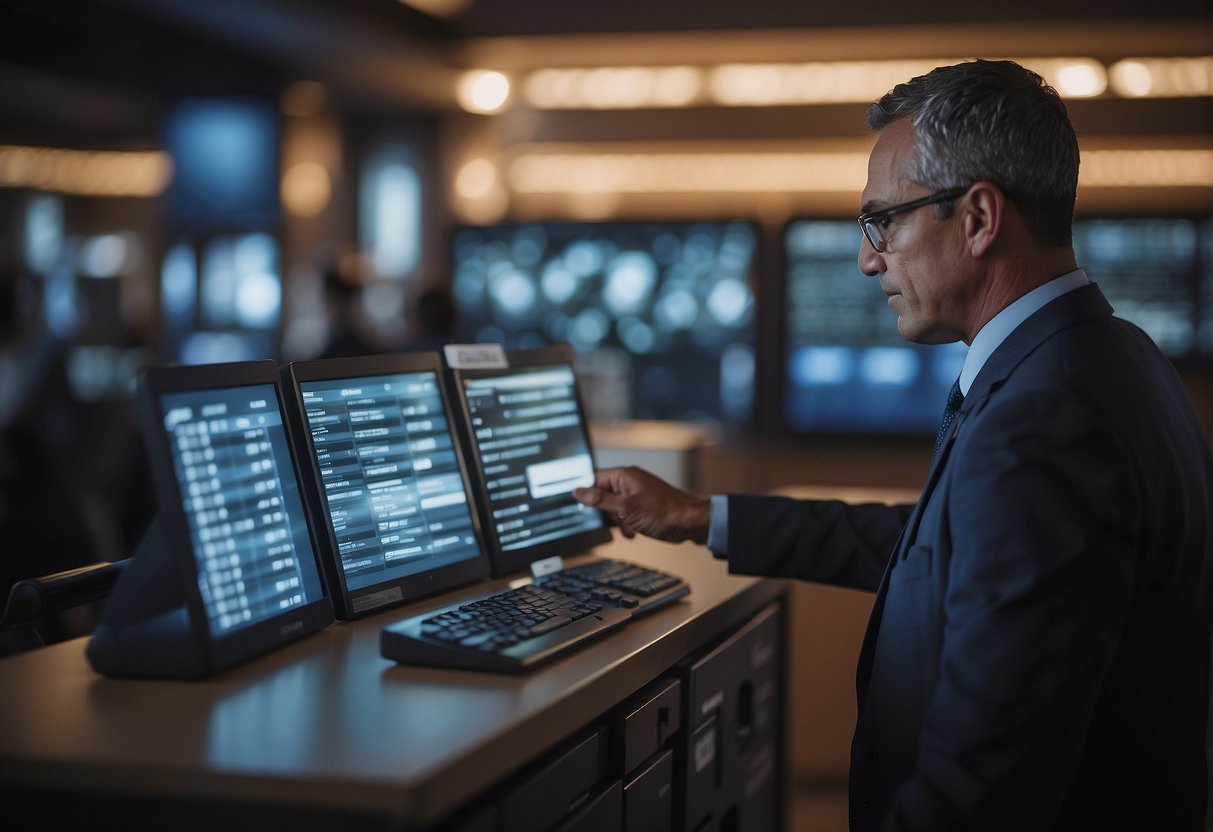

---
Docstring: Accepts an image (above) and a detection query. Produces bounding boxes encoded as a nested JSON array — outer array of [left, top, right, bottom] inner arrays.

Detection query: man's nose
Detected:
[[858, 239, 884, 277]]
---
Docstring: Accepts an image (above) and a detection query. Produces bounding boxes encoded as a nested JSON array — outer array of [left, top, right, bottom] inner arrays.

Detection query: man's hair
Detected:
[[867, 59, 1079, 248]]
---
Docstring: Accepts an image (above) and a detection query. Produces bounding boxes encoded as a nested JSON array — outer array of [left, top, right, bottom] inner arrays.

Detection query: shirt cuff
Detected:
[[706, 494, 729, 558]]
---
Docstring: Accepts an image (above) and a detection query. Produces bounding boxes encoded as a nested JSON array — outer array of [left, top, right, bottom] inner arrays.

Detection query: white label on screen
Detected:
[[526, 453, 594, 499]]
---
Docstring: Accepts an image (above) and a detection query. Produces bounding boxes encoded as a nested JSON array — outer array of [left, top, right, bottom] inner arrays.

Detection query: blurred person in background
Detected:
[[0, 265, 98, 600], [403, 284, 457, 353], [317, 250, 381, 359]]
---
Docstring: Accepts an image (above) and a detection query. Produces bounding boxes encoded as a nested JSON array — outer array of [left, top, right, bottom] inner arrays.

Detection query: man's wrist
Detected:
[[705, 494, 728, 555], [685, 497, 711, 545]]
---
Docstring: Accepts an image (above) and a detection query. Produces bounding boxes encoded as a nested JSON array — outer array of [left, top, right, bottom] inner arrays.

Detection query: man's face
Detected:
[[857, 120, 975, 345]]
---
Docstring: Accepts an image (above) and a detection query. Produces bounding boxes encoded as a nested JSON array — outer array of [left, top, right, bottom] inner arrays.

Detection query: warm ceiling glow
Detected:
[[458, 70, 511, 114], [512, 56, 1202, 111], [0, 144, 173, 196], [1110, 61, 1155, 97], [454, 158, 498, 200], [395, 0, 471, 17], [452, 155, 509, 223], [506, 147, 1213, 195], [1109, 57, 1213, 98], [509, 152, 871, 193], [1045, 59, 1107, 98], [1080, 149, 1213, 187], [524, 66, 702, 109], [281, 161, 332, 217], [709, 60, 940, 106], [710, 57, 1108, 105]]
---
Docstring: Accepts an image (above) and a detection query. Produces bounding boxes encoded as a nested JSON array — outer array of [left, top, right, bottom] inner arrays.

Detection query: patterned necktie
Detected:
[[933, 380, 964, 460]]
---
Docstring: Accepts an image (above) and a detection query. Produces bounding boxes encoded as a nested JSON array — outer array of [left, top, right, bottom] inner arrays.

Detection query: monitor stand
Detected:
[[86, 513, 207, 678]]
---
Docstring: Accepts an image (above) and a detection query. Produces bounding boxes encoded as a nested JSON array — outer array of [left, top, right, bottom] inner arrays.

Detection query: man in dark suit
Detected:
[[574, 59, 1211, 831]]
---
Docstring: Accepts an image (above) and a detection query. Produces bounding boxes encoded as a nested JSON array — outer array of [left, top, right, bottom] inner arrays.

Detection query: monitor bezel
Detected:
[[449, 344, 612, 578], [284, 351, 492, 619], [136, 360, 333, 673]]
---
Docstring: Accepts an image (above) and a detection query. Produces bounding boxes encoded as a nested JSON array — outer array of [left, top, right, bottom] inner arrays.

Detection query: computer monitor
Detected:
[[449, 345, 612, 577], [781, 219, 966, 435], [283, 353, 490, 619], [86, 360, 332, 678], [451, 220, 759, 425]]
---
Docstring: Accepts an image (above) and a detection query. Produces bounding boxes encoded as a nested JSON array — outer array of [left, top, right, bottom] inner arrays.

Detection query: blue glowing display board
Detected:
[[451, 221, 759, 425]]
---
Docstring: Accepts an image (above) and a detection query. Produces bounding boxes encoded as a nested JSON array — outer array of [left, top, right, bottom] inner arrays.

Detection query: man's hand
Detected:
[[573, 466, 711, 545]]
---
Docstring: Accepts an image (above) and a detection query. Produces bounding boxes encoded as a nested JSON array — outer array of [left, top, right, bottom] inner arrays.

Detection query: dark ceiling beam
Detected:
[[102, 0, 466, 111]]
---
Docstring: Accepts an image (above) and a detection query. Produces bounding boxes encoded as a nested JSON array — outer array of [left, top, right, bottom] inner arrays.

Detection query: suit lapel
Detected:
[[853, 283, 1114, 703], [854, 415, 967, 700]]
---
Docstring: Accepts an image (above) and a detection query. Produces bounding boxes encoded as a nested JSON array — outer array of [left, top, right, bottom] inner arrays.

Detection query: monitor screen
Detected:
[[452, 346, 611, 577], [286, 353, 489, 618], [158, 383, 323, 636], [451, 221, 758, 425], [782, 219, 966, 435], [87, 361, 332, 678], [1072, 217, 1202, 358]]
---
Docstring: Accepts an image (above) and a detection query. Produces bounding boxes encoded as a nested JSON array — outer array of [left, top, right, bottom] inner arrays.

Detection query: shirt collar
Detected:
[[958, 268, 1090, 395]]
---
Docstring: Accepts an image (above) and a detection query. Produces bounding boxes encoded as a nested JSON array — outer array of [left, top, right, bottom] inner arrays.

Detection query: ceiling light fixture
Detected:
[[506, 147, 1213, 194], [0, 144, 173, 197], [524, 66, 701, 109], [509, 151, 871, 193], [1109, 57, 1213, 99], [458, 70, 511, 114], [511, 55, 1213, 110]]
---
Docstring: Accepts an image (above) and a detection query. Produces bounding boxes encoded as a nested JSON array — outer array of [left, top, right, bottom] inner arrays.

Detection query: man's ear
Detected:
[[961, 181, 1004, 258]]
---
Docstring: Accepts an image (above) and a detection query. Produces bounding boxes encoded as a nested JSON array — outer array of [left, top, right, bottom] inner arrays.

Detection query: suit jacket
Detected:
[[727, 284, 1212, 831]]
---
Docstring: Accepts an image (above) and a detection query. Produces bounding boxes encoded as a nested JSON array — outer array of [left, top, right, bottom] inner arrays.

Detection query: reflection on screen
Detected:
[[783, 220, 967, 434], [1072, 218, 1200, 358], [463, 366, 604, 552], [299, 372, 480, 594], [159, 384, 321, 637], [452, 221, 757, 424]]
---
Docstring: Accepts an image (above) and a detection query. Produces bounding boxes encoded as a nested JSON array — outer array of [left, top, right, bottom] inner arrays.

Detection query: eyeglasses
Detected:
[[858, 186, 969, 253]]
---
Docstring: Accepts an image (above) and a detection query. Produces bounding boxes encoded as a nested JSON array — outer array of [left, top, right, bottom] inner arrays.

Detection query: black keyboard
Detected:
[[380, 560, 689, 673], [532, 559, 687, 612]]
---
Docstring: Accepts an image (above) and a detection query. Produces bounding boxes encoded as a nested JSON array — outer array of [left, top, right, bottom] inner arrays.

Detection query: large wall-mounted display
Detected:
[[451, 221, 758, 425], [163, 98, 280, 232], [1071, 216, 1204, 359], [160, 97, 283, 365], [781, 216, 1210, 436], [781, 219, 966, 435]]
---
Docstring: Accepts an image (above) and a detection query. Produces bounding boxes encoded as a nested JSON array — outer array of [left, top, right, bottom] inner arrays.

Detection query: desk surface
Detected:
[[0, 533, 782, 828], [773, 484, 921, 505], [589, 419, 718, 452]]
